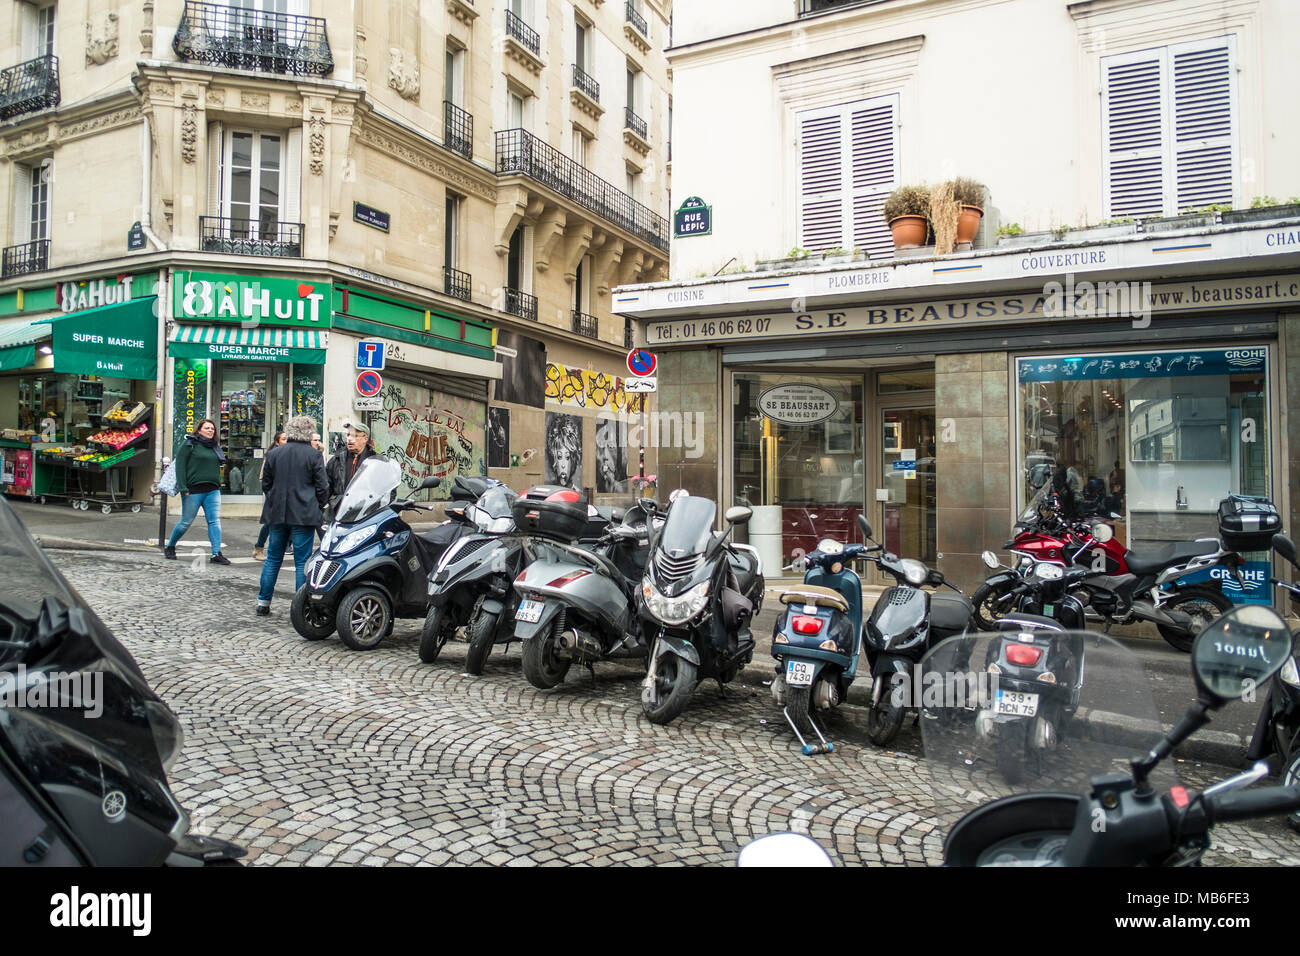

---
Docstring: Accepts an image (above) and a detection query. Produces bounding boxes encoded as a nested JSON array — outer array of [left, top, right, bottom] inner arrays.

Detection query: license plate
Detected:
[[786, 660, 815, 687], [516, 599, 544, 624], [996, 690, 1039, 717]]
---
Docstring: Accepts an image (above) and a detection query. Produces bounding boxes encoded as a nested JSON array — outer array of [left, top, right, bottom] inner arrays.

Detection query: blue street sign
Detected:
[[357, 340, 385, 370]]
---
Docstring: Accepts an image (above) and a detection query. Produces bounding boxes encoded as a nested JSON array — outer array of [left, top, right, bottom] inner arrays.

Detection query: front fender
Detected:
[[654, 635, 700, 666]]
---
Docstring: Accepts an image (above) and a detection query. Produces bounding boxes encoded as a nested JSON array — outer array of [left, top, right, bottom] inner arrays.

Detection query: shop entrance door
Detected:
[[879, 406, 937, 566], [216, 362, 287, 495]]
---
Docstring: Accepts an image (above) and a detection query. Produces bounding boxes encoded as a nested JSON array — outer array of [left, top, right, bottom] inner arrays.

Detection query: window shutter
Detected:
[[798, 112, 844, 251], [206, 121, 224, 218], [12, 165, 31, 244], [20, 5, 38, 61], [1172, 39, 1234, 213], [849, 98, 897, 260], [1102, 54, 1166, 218], [283, 127, 302, 226]]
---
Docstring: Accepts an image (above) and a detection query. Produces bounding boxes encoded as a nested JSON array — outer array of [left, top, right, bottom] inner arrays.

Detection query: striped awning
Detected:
[[168, 324, 329, 364], [0, 316, 54, 371]]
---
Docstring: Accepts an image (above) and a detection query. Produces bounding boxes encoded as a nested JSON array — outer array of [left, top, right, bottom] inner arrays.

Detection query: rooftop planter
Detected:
[[1221, 202, 1300, 225]]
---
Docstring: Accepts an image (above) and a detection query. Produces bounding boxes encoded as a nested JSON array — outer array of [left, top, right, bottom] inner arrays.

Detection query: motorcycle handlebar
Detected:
[[1206, 785, 1300, 824]]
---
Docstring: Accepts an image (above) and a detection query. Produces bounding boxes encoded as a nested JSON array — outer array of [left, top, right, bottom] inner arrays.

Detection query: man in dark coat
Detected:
[[256, 415, 330, 616], [325, 421, 379, 520]]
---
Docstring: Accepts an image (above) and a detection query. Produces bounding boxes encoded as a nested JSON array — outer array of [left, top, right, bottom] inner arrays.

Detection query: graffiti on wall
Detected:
[[371, 381, 486, 497], [544, 364, 646, 413]]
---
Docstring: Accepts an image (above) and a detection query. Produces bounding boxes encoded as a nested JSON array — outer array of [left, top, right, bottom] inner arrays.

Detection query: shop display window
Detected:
[[215, 363, 287, 495]]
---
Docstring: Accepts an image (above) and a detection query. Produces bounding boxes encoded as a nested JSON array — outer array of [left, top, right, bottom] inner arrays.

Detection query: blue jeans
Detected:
[[258, 524, 316, 604], [167, 489, 222, 555]]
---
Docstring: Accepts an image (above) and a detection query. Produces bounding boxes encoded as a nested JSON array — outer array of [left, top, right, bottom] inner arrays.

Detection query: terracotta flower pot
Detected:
[[889, 215, 928, 249], [956, 204, 983, 245]]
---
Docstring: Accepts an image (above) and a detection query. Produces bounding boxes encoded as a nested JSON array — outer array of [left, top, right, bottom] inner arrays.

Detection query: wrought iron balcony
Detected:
[[495, 129, 669, 252], [0, 55, 60, 121], [444, 266, 472, 302], [504, 288, 538, 322], [625, 1, 648, 36], [2, 239, 49, 279], [443, 101, 473, 160], [505, 10, 540, 57], [173, 1, 333, 76], [200, 216, 303, 258], [624, 107, 648, 142], [572, 64, 599, 103], [571, 310, 599, 339], [798, 0, 869, 15]]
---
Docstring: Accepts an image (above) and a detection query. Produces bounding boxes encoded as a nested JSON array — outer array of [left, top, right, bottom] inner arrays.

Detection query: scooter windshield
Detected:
[[917, 631, 1175, 837], [658, 495, 716, 556], [336, 457, 403, 524], [470, 486, 517, 534]]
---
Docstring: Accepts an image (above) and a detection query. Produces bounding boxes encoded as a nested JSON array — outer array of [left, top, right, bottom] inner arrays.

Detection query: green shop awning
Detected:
[[0, 316, 52, 369], [0, 343, 35, 371], [40, 297, 159, 380], [169, 324, 329, 364]]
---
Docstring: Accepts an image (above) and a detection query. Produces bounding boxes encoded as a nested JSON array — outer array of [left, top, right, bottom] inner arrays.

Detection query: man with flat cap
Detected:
[[325, 421, 379, 524]]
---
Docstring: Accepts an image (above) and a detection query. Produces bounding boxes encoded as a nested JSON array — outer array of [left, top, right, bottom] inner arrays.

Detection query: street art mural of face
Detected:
[[545, 412, 582, 490], [595, 417, 627, 493]]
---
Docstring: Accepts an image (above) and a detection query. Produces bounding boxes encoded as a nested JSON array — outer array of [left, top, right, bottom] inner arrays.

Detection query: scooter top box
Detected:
[[513, 485, 589, 541], [1217, 494, 1281, 552]]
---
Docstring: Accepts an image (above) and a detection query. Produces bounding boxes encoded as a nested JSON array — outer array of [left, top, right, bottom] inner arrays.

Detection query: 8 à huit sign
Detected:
[[173, 272, 333, 328], [58, 274, 145, 312]]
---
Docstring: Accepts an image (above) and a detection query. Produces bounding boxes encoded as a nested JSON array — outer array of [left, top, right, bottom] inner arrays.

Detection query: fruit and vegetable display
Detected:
[[104, 401, 149, 426], [86, 422, 149, 450], [71, 449, 137, 469]]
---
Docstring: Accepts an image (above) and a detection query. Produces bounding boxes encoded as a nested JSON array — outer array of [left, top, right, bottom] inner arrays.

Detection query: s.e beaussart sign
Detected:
[[758, 383, 838, 425]]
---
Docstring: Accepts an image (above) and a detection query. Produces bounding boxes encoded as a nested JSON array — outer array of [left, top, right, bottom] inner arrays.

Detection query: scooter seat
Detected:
[[1124, 540, 1218, 576], [413, 523, 466, 569], [930, 592, 975, 633], [779, 586, 849, 613]]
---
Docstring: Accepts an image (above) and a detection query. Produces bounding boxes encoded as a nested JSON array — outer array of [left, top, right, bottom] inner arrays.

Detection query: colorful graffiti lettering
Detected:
[[544, 363, 645, 412]]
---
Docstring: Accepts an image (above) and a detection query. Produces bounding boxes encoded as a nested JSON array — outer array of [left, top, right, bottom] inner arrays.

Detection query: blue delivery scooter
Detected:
[[770, 514, 874, 755]]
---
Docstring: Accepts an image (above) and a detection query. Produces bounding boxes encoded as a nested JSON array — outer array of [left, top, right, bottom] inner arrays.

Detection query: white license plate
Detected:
[[516, 599, 544, 624], [786, 660, 815, 687], [996, 690, 1039, 717]]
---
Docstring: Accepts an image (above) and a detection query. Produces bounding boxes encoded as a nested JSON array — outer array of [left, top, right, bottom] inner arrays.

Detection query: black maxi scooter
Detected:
[[0, 497, 244, 866]]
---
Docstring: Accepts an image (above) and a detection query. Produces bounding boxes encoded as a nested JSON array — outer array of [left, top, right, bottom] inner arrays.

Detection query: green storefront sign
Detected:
[[172, 356, 208, 452], [173, 271, 333, 328], [43, 297, 159, 379]]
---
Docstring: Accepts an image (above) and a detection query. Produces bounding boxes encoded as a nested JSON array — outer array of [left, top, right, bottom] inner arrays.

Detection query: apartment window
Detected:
[[22, 3, 56, 59], [574, 255, 591, 313], [206, 122, 302, 251], [507, 225, 525, 291], [12, 160, 51, 243], [444, 191, 460, 270], [445, 43, 464, 107], [572, 127, 591, 165], [626, 167, 640, 202], [625, 65, 638, 113], [575, 17, 591, 74], [795, 94, 898, 257], [508, 89, 529, 131], [1102, 36, 1236, 218]]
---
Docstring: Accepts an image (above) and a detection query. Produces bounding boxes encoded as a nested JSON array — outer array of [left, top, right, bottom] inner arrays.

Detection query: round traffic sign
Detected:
[[356, 370, 383, 397], [627, 348, 657, 377]]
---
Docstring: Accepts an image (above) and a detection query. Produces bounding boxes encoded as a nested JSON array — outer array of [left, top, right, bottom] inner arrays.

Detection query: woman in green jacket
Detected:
[[163, 418, 231, 564]]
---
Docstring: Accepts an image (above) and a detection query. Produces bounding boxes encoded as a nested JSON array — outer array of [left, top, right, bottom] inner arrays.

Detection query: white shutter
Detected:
[[12, 165, 31, 244], [206, 121, 225, 218], [283, 127, 302, 226], [849, 98, 897, 260], [1172, 38, 1234, 213], [1102, 52, 1167, 218], [797, 111, 844, 251], [20, 5, 38, 61]]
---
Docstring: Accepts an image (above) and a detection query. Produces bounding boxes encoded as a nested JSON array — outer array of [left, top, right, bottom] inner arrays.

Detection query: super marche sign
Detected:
[[173, 272, 333, 328], [45, 297, 159, 380], [758, 383, 838, 425]]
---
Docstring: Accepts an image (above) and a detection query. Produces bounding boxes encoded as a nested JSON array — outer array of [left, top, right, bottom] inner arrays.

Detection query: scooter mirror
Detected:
[[981, 550, 999, 570], [725, 505, 752, 525], [638, 497, 658, 514], [857, 514, 873, 540], [737, 833, 834, 867], [1091, 522, 1114, 543], [1273, 534, 1298, 568], [419, 476, 442, 490], [669, 488, 688, 503], [1192, 604, 1293, 707]]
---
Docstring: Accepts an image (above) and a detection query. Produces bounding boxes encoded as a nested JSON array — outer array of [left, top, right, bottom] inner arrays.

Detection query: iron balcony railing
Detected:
[[443, 101, 473, 160], [798, 0, 868, 15], [173, 1, 333, 76], [504, 288, 538, 322], [571, 310, 599, 339], [624, 107, 648, 142], [0, 55, 60, 121], [444, 266, 472, 302], [495, 129, 669, 252], [200, 216, 303, 258], [1, 239, 49, 279], [624, 317, 634, 349], [572, 64, 599, 102], [625, 1, 648, 36], [505, 10, 540, 57]]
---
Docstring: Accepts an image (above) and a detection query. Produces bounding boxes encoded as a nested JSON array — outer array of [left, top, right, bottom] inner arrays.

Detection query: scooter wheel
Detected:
[[866, 678, 906, 746], [291, 585, 335, 640], [418, 605, 455, 663], [996, 722, 1028, 785], [1284, 751, 1300, 834], [1156, 587, 1232, 653], [335, 586, 392, 651], [641, 653, 697, 726], [465, 608, 499, 676]]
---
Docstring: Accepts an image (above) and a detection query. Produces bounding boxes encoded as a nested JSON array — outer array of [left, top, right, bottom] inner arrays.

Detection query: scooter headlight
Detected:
[[145, 700, 185, 775], [1281, 657, 1300, 689], [642, 578, 710, 625], [334, 526, 377, 555], [900, 559, 927, 586]]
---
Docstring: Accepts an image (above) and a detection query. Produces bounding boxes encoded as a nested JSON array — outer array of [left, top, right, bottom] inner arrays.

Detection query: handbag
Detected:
[[157, 459, 178, 497]]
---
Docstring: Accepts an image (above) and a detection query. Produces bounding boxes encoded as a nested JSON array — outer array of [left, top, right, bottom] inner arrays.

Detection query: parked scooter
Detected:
[[291, 458, 466, 649], [861, 525, 975, 745], [925, 604, 1300, 866], [770, 513, 872, 755], [638, 495, 764, 725], [513, 487, 658, 689], [0, 497, 244, 865], [1246, 533, 1300, 832]]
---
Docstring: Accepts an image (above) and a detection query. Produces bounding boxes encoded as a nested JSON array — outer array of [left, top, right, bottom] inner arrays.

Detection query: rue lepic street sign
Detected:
[[673, 196, 712, 238]]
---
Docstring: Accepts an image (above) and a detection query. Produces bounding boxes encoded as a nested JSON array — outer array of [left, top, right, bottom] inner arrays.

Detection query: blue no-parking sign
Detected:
[[357, 340, 385, 370]]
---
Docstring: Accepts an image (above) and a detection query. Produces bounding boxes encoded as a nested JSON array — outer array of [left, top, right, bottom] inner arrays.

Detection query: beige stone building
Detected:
[[0, 0, 670, 519]]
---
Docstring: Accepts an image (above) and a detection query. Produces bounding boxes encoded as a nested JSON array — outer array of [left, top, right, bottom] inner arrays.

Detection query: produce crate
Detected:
[[102, 401, 151, 428]]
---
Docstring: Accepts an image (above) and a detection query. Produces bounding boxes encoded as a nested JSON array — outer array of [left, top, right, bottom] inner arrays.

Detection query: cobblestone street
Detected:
[[51, 549, 1300, 867]]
